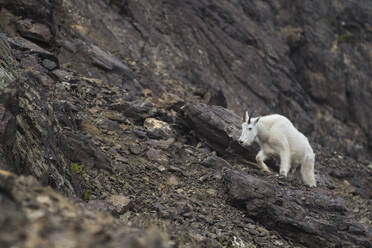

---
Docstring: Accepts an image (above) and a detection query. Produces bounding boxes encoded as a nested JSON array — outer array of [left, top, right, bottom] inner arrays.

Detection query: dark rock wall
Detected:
[[0, 34, 76, 195], [43, 0, 372, 160]]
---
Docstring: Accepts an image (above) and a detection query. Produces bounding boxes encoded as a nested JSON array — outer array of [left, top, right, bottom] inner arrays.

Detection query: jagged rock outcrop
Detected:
[[179, 102, 244, 156], [0, 34, 75, 195], [225, 170, 371, 247]]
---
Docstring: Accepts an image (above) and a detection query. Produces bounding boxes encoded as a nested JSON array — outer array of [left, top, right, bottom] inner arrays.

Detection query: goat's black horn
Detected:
[[248, 110, 254, 124]]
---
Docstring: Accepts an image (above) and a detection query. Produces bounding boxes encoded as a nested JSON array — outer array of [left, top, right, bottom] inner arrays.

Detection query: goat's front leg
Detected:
[[256, 150, 271, 173], [279, 149, 291, 176]]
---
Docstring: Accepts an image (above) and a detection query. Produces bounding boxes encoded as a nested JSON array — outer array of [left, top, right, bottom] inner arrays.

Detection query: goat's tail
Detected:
[[301, 153, 316, 187]]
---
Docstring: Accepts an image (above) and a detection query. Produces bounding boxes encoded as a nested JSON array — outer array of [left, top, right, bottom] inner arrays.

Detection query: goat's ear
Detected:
[[254, 116, 261, 125]]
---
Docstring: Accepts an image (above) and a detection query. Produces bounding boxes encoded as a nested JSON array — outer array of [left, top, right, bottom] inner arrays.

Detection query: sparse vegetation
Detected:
[[70, 162, 83, 174], [219, 240, 231, 248], [337, 31, 356, 46], [328, 17, 336, 25], [83, 189, 91, 201]]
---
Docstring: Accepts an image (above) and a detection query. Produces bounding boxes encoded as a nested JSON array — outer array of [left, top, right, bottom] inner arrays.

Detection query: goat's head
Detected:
[[238, 110, 260, 146]]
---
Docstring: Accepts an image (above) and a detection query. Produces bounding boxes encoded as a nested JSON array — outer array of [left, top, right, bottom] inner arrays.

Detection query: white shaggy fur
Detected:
[[238, 112, 316, 187]]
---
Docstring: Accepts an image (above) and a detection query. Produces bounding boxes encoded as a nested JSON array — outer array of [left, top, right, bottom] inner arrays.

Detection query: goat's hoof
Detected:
[[279, 170, 288, 177], [278, 174, 290, 182]]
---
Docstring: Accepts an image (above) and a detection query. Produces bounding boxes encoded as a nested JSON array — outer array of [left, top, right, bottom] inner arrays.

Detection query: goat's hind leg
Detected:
[[256, 150, 271, 173]]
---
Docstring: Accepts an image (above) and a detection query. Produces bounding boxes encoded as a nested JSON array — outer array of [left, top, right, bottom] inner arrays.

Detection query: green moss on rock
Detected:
[[337, 32, 356, 46], [83, 189, 91, 201], [70, 162, 83, 174]]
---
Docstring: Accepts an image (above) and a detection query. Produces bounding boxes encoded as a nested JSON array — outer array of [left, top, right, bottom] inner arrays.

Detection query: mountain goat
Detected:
[[238, 111, 316, 187]]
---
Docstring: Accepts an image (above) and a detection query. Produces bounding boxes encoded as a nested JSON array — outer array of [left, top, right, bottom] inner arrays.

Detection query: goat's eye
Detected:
[[248, 127, 252, 131]]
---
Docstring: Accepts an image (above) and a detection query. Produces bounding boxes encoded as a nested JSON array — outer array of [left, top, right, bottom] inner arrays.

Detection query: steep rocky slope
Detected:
[[50, 0, 372, 160], [0, 0, 371, 247]]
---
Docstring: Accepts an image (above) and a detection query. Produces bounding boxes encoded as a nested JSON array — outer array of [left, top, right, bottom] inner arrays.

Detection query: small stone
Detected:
[[36, 195, 52, 205], [207, 232, 217, 239], [56, 82, 64, 90], [156, 93, 184, 110], [146, 148, 169, 165], [202, 155, 232, 170], [167, 176, 179, 186], [337, 224, 349, 231], [87, 199, 112, 212], [168, 166, 185, 176], [359, 217, 369, 224], [206, 188, 217, 196], [247, 223, 256, 229], [26, 210, 45, 221], [348, 224, 365, 235], [120, 211, 131, 222], [153, 138, 175, 150], [248, 229, 260, 236], [129, 143, 142, 155], [190, 233, 205, 242], [80, 120, 100, 136], [102, 111, 125, 123], [144, 118, 174, 138], [36, 74, 54, 87], [273, 240, 284, 246], [110, 100, 156, 121], [62, 81, 71, 89], [116, 155, 128, 163], [42, 59, 57, 70], [52, 69, 73, 82], [198, 174, 208, 182], [17, 19, 53, 43], [106, 195, 131, 214]]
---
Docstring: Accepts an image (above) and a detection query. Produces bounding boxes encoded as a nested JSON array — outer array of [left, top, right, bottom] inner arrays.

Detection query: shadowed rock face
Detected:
[[0, 0, 372, 247], [47, 0, 372, 160], [225, 170, 371, 247]]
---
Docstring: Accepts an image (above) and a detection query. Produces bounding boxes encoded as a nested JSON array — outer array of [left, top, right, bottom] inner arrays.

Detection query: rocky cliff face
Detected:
[[0, 0, 371, 247]]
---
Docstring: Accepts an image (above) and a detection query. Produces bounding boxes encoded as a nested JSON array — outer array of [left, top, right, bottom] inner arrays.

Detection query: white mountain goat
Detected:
[[238, 111, 316, 187]]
